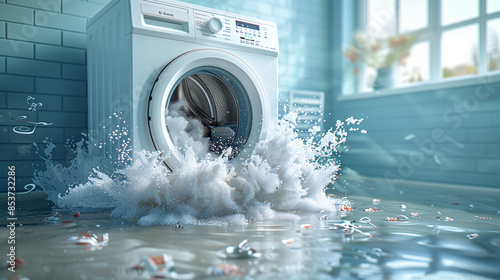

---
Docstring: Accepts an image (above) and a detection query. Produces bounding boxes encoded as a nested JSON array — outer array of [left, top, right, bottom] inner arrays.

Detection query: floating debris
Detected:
[[436, 211, 442, 220], [385, 215, 409, 222], [134, 254, 195, 279], [206, 263, 244, 277], [217, 240, 261, 259], [466, 233, 479, 240], [445, 217, 454, 221], [400, 204, 407, 210], [474, 216, 491, 220], [300, 224, 312, 229], [172, 222, 183, 230], [44, 212, 61, 223], [281, 238, 294, 245], [319, 210, 328, 220], [363, 207, 383, 212], [449, 201, 459, 205], [332, 220, 372, 238], [341, 197, 353, 211], [68, 231, 109, 247], [372, 199, 380, 205], [411, 213, 419, 218], [359, 217, 377, 229]]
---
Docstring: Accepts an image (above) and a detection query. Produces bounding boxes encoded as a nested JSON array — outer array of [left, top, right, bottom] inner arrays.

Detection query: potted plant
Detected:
[[343, 32, 417, 90]]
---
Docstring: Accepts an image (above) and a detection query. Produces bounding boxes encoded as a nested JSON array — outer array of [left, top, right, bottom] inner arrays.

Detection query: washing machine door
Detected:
[[148, 49, 269, 170]]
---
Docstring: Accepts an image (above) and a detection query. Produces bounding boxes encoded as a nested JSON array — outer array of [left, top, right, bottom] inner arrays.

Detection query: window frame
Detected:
[[343, 0, 500, 98]]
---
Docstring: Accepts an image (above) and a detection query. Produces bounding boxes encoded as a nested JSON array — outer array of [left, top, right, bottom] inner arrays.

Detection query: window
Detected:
[[343, 0, 500, 94]]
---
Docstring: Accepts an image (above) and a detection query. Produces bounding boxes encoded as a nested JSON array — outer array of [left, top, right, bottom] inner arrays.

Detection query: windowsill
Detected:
[[338, 72, 500, 101]]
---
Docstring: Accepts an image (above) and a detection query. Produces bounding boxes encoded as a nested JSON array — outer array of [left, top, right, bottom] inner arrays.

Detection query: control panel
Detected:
[[194, 10, 278, 52]]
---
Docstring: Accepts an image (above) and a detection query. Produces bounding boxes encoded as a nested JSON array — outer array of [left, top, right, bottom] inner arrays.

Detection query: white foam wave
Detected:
[[33, 113, 363, 225]]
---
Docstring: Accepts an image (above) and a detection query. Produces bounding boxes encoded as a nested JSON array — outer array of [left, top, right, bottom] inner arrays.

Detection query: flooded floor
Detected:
[[1, 178, 500, 280]]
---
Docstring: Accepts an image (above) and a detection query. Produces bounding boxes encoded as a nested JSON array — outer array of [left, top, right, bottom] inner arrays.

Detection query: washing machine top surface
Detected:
[[90, 0, 279, 56]]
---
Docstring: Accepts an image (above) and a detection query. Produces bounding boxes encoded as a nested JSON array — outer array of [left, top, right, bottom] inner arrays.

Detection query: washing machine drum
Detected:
[[174, 72, 242, 155], [148, 50, 269, 171]]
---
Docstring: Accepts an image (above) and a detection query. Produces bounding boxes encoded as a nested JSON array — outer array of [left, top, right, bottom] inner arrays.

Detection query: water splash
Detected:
[[33, 113, 364, 225]]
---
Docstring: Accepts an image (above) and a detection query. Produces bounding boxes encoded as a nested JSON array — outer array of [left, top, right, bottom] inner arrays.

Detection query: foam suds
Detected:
[[33, 111, 363, 226]]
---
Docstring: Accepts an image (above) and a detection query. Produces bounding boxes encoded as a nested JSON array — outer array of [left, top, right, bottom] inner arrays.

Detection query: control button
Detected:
[[207, 17, 223, 33]]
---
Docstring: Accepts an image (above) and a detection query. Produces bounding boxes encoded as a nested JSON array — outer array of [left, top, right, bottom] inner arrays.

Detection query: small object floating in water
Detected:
[[217, 239, 261, 259], [44, 212, 61, 223], [359, 217, 377, 229], [469, 204, 474, 209], [372, 199, 380, 205], [398, 215, 409, 221], [206, 263, 244, 277], [281, 238, 294, 245], [445, 217, 454, 221], [134, 254, 195, 279], [474, 215, 491, 220], [385, 215, 409, 222], [59, 212, 82, 225], [68, 231, 109, 247], [363, 207, 383, 212], [467, 233, 479, 240], [332, 220, 372, 238], [341, 197, 353, 211], [436, 211, 442, 220], [319, 210, 328, 220], [172, 222, 183, 230], [411, 212, 419, 218], [300, 224, 312, 229], [449, 201, 460, 205], [400, 204, 407, 210]]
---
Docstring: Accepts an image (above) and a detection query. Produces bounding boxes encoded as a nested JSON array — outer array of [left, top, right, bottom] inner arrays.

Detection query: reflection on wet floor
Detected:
[[1, 179, 499, 280]]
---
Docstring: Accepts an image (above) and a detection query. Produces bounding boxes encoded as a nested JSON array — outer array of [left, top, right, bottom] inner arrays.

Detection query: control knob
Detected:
[[207, 17, 223, 33]]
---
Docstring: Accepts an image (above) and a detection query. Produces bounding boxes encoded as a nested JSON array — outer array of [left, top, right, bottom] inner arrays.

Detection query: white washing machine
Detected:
[[87, 0, 278, 170]]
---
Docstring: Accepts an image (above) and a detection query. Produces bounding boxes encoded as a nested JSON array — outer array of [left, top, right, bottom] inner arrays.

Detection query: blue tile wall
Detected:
[[0, 56, 5, 72], [0, 38, 34, 58], [0, 0, 110, 191], [7, 57, 61, 78], [0, 3, 34, 24], [0, 21, 5, 38], [332, 84, 500, 188], [7, 22, 62, 45]]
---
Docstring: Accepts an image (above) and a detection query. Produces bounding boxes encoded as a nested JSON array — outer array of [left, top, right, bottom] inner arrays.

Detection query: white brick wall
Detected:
[[0, 0, 111, 190]]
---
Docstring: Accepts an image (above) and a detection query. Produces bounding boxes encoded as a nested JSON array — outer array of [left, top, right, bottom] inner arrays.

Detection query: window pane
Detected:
[[441, 0, 478, 26], [487, 0, 500, 14], [441, 25, 478, 78], [367, 0, 396, 38], [398, 41, 429, 84], [488, 18, 500, 71], [399, 0, 428, 33]]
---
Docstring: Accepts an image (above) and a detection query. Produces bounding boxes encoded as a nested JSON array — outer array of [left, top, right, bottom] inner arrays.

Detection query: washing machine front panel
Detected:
[[148, 49, 269, 170], [87, 0, 278, 167]]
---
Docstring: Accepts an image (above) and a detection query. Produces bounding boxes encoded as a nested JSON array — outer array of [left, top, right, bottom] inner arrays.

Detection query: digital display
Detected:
[[236, 20, 260, 31]]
